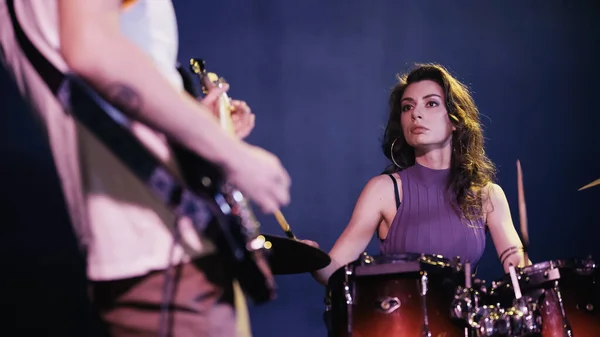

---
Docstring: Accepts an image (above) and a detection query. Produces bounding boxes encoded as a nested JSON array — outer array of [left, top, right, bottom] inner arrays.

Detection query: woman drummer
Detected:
[[304, 64, 529, 286]]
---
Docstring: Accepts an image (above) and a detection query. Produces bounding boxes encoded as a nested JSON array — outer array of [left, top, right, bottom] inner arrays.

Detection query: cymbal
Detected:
[[578, 178, 600, 191], [261, 234, 331, 275]]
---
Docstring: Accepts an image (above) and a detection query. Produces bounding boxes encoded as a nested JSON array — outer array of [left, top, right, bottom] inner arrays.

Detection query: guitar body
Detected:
[[169, 140, 276, 304]]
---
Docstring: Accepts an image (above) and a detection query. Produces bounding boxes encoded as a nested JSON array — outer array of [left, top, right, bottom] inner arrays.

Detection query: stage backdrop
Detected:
[[1, 1, 598, 336]]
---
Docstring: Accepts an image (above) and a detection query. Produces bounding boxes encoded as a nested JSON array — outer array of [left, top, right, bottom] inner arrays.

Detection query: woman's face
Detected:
[[400, 80, 455, 151]]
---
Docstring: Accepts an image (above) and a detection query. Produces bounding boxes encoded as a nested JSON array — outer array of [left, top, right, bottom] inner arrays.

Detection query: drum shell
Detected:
[[488, 258, 600, 337], [325, 253, 469, 337]]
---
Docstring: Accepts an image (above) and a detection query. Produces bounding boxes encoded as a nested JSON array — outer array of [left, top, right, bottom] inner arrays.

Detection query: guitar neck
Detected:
[[202, 70, 235, 136], [191, 59, 262, 232], [217, 92, 236, 136]]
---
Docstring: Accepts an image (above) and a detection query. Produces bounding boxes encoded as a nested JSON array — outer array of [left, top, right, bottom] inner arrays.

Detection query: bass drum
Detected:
[[325, 253, 470, 337]]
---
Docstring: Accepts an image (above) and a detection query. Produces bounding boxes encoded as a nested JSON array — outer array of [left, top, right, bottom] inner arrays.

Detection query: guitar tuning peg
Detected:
[[189, 58, 206, 74]]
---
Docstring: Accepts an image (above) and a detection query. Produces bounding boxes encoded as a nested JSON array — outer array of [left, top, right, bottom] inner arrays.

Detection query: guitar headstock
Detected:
[[189, 57, 204, 75], [189, 58, 227, 96]]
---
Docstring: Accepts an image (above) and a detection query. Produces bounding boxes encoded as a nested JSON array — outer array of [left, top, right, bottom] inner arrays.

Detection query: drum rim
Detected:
[[327, 252, 461, 282], [519, 257, 596, 274], [489, 256, 597, 290], [325, 252, 464, 290], [360, 252, 461, 267]]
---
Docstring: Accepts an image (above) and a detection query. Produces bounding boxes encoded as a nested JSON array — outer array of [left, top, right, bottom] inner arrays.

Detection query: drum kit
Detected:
[[260, 169, 599, 337], [323, 252, 599, 337]]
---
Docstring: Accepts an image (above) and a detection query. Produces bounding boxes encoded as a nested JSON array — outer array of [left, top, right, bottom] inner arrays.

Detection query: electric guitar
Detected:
[[169, 58, 277, 303]]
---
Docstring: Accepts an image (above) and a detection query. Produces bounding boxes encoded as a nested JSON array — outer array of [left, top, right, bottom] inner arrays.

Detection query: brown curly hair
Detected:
[[381, 63, 496, 221]]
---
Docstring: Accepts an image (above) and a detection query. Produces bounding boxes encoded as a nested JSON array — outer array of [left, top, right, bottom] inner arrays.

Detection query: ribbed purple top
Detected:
[[380, 163, 486, 267]]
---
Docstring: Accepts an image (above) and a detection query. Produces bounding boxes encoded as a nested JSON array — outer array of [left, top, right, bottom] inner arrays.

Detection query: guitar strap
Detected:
[[5, 0, 234, 254]]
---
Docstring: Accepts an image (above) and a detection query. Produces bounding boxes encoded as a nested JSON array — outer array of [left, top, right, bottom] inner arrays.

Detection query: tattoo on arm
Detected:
[[499, 245, 525, 267], [499, 246, 518, 261], [501, 251, 519, 267], [105, 83, 143, 117]]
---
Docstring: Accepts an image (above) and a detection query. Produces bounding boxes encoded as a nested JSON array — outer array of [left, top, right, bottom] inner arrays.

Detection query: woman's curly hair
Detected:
[[381, 64, 496, 221]]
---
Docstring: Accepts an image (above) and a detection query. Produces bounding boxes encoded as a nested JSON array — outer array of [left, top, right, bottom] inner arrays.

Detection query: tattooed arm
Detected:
[[58, 0, 238, 166], [57, 0, 291, 213], [485, 183, 531, 273]]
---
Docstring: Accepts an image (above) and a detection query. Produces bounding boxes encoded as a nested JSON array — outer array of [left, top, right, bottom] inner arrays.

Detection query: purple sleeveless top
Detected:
[[379, 163, 487, 267]]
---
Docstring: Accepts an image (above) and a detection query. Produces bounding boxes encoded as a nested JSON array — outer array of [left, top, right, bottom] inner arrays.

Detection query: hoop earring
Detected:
[[390, 137, 402, 168]]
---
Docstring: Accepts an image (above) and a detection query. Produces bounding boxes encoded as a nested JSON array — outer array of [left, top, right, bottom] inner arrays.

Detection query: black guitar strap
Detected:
[[5, 0, 240, 257]]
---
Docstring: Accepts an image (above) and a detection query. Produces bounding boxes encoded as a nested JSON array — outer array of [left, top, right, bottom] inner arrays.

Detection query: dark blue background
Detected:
[[1, 1, 598, 336]]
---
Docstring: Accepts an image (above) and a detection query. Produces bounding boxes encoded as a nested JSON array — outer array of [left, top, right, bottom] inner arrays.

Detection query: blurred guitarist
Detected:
[[0, 1, 290, 336]]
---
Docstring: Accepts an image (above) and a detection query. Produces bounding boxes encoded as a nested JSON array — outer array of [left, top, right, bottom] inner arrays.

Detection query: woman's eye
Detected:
[[401, 105, 412, 112], [426, 101, 439, 107]]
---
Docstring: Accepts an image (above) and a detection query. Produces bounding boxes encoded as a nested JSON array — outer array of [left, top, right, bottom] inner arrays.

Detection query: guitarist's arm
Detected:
[[58, 0, 235, 167], [57, 0, 290, 213]]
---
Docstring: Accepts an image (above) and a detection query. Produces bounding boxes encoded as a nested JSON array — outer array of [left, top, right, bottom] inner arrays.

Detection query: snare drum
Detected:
[[325, 253, 470, 337], [488, 257, 599, 337]]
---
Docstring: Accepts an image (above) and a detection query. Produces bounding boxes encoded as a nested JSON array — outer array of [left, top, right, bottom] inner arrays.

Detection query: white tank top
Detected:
[[16, 0, 182, 89], [119, 0, 183, 90]]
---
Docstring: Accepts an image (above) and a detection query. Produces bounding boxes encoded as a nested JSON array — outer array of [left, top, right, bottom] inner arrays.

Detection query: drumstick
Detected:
[[578, 178, 600, 191], [508, 265, 522, 300], [516, 160, 530, 265], [464, 262, 472, 288], [274, 210, 297, 240]]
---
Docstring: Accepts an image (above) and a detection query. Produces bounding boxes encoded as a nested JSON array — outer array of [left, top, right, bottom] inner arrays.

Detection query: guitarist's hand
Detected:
[[227, 143, 291, 214], [229, 100, 255, 139], [197, 72, 288, 212], [200, 83, 256, 139]]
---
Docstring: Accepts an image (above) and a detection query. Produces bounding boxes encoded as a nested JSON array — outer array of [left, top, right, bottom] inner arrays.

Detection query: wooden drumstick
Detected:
[[517, 160, 530, 265], [274, 210, 297, 240], [578, 178, 600, 191], [508, 264, 522, 300]]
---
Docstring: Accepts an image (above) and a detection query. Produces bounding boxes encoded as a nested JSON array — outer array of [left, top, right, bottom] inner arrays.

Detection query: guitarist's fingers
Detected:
[[257, 181, 290, 214], [230, 100, 251, 114], [230, 100, 254, 139], [232, 113, 255, 139], [271, 175, 291, 206], [200, 82, 229, 106], [259, 200, 279, 214]]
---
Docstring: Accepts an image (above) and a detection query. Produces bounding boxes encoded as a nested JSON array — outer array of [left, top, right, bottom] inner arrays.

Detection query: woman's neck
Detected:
[[414, 144, 452, 169]]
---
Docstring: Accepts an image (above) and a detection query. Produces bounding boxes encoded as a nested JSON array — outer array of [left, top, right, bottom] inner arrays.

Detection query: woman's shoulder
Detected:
[[359, 172, 402, 197], [481, 182, 506, 212], [370, 171, 402, 185], [481, 182, 504, 197]]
